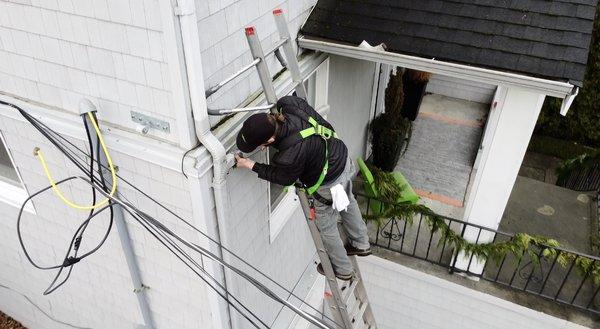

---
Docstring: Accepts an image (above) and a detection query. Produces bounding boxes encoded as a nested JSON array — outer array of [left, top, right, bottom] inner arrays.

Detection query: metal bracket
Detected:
[[130, 111, 170, 133]]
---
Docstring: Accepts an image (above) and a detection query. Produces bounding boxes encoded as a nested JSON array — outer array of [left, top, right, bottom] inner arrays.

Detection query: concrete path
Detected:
[[396, 94, 487, 208], [500, 176, 593, 254]]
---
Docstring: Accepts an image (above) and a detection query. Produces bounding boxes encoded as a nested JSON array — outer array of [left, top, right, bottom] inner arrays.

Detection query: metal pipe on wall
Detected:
[[79, 99, 155, 329], [171, 0, 237, 328]]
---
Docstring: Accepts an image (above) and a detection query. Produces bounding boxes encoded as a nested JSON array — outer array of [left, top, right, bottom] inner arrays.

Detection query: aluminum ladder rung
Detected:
[[349, 300, 368, 326], [206, 9, 306, 115], [297, 189, 377, 329], [232, 8, 377, 329], [341, 278, 360, 305]]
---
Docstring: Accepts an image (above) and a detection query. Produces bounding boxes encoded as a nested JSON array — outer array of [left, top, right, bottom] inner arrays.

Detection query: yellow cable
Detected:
[[34, 112, 117, 210]]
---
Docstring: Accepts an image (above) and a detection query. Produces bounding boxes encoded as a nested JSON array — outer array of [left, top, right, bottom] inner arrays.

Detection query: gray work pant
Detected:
[[314, 157, 370, 275]]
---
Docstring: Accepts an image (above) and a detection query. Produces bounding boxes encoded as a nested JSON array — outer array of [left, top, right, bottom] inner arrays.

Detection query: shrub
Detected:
[[370, 68, 412, 171], [535, 6, 600, 148]]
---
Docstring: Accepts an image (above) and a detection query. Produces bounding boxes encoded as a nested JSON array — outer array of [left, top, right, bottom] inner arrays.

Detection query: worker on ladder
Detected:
[[235, 96, 371, 281]]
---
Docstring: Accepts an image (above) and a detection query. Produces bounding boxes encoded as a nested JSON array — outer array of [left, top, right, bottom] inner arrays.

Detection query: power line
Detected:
[[4, 100, 341, 329]]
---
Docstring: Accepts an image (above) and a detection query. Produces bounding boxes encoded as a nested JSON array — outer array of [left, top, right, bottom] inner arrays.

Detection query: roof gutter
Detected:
[[164, 0, 235, 328], [298, 36, 579, 113]]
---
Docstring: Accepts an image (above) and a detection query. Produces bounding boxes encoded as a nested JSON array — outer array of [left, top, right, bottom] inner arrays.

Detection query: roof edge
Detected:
[[298, 36, 575, 98]]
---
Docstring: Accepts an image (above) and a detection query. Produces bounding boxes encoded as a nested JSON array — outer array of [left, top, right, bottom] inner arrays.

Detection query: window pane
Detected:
[[0, 136, 20, 186]]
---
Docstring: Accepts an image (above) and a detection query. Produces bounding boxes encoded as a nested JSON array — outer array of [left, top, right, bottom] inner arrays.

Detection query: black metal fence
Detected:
[[355, 192, 600, 315], [557, 162, 600, 192]]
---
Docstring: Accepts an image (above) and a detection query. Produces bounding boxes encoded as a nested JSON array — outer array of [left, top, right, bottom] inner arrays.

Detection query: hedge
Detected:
[[534, 6, 600, 148]]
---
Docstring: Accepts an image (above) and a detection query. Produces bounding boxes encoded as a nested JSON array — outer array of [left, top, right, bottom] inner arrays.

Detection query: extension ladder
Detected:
[[206, 9, 377, 329]]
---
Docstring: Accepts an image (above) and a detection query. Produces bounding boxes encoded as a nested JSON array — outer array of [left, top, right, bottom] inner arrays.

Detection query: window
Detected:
[[268, 59, 330, 242], [0, 132, 35, 213]]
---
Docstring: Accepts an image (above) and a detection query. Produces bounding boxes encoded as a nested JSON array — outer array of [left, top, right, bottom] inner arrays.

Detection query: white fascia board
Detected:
[[0, 93, 191, 176], [299, 37, 575, 98]]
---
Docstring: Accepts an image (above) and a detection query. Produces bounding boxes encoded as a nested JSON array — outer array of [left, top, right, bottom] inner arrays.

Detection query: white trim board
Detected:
[[298, 37, 575, 99], [0, 131, 35, 214], [0, 93, 190, 175]]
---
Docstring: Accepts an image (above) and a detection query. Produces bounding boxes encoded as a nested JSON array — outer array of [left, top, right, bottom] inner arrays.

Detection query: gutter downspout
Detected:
[[169, 1, 236, 328], [560, 86, 579, 116]]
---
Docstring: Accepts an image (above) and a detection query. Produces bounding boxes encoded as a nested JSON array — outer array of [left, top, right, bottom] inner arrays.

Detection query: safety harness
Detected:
[[277, 112, 338, 197]]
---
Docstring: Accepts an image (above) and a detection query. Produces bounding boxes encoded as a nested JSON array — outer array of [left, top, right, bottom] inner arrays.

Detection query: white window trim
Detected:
[[0, 133, 35, 214], [268, 59, 331, 242]]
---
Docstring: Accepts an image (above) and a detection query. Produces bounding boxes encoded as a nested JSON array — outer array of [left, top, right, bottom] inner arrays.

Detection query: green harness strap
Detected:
[[299, 116, 338, 195]]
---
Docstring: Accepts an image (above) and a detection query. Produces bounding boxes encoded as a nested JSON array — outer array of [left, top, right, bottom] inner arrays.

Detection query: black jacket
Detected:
[[252, 96, 348, 187]]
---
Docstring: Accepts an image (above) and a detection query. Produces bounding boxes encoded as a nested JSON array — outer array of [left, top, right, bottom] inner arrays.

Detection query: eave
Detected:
[[298, 36, 579, 114]]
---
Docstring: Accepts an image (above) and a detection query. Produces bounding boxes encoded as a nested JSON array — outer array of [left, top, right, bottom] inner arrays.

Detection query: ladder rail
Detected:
[[207, 8, 378, 329], [297, 190, 355, 329], [206, 11, 307, 115], [273, 9, 308, 99]]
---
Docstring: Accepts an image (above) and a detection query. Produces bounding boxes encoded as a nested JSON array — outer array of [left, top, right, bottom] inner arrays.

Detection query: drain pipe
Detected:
[[172, 0, 236, 328], [79, 99, 155, 329]]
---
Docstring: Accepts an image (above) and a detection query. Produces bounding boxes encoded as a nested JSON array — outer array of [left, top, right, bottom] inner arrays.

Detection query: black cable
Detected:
[[37, 114, 341, 329], [108, 194, 331, 329], [0, 283, 91, 329], [124, 208, 268, 329], [12, 110, 115, 294], [42, 116, 101, 294], [7, 101, 340, 329], [181, 145, 201, 179]]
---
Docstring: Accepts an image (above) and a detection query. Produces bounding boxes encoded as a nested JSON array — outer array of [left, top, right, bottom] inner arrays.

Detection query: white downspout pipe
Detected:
[[168, 0, 236, 328]]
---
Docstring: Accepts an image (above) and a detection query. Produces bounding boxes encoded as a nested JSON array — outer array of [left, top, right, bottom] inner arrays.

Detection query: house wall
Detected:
[[327, 55, 376, 161], [196, 0, 316, 121], [0, 110, 216, 329], [0, 0, 183, 144], [218, 153, 317, 328], [426, 74, 496, 104], [359, 256, 587, 329], [458, 87, 545, 273]]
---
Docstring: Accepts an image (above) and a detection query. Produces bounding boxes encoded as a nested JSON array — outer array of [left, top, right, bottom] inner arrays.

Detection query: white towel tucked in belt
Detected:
[[330, 184, 350, 212]]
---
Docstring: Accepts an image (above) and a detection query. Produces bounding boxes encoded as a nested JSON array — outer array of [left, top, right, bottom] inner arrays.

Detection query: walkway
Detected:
[[396, 94, 487, 208]]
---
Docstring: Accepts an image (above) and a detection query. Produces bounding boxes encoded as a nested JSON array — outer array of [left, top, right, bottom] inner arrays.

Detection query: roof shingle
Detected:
[[301, 0, 598, 86]]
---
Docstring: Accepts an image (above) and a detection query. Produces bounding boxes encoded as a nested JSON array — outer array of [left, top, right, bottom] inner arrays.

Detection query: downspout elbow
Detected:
[[560, 86, 579, 116]]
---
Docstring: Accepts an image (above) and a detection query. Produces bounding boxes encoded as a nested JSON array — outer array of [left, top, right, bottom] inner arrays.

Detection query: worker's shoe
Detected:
[[316, 263, 353, 281], [345, 244, 372, 256]]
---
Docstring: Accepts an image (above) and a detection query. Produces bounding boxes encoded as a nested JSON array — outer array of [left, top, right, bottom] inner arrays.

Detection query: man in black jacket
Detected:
[[235, 96, 370, 280]]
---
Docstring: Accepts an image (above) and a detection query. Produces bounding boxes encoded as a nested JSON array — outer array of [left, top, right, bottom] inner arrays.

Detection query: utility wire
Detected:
[[4, 101, 341, 329], [27, 107, 341, 329], [125, 208, 268, 329], [87, 182, 331, 329], [40, 126, 341, 327], [9, 108, 274, 329]]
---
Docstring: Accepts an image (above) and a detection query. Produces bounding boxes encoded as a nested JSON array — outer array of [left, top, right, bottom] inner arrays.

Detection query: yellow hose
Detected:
[[34, 112, 117, 210]]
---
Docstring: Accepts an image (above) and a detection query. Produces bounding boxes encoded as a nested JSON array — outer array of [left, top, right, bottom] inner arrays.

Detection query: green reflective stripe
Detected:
[[308, 116, 318, 127], [307, 139, 328, 195], [299, 127, 316, 138]]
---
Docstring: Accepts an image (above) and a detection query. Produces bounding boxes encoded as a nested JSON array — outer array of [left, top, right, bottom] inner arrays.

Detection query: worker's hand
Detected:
[[235, 153, 255, 170]]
